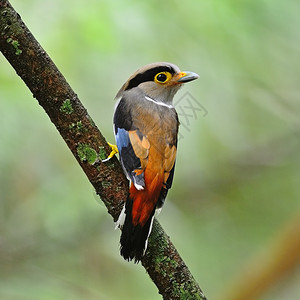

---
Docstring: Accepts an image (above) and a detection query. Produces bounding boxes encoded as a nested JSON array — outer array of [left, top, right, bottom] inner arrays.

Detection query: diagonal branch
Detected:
[[0, 1, 207, 299]]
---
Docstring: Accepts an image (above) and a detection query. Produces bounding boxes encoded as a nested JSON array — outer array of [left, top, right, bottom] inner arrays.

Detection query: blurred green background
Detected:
[[1, 0, 300, 299]]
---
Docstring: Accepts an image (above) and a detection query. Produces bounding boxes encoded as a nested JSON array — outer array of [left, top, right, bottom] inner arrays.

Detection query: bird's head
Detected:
[[116, 62, 199, 104]]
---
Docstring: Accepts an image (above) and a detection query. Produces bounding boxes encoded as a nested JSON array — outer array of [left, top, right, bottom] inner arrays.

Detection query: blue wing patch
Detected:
[[115, 128, 130, 152]]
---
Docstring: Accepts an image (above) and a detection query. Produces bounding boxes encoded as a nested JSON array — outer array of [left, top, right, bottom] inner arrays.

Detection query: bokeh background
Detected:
[[1, 0, 300, 299]]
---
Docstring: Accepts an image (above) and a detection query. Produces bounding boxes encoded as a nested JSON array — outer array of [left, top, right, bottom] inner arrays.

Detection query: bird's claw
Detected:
[[102, 142, 118, 162]]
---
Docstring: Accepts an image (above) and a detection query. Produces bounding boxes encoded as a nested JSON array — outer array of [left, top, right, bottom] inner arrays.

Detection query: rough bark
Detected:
[[0, 1, 207, 299]]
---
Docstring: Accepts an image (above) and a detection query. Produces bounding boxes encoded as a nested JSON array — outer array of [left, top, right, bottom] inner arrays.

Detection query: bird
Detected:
[[104, 62, 199, 262]]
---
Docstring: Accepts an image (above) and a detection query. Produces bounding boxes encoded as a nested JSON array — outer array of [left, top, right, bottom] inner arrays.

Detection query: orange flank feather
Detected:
[[130, 140, 167, 226], [128, 128, 177, 227], [130, 169, 164, 227]]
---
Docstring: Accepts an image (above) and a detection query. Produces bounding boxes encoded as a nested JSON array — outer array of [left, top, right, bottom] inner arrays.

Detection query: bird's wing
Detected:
[[156, 143, 177, 208], [114, 98, 150, 190], [163, 143, 177, 185]]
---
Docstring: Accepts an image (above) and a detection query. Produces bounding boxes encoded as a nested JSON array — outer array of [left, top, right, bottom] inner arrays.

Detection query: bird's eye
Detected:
[[154, 72, 172, 84], [156, 73, 167, 82]]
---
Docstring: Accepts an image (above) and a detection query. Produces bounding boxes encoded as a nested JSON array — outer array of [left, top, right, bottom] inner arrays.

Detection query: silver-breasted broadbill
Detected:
[[104, 62, 199, 262]]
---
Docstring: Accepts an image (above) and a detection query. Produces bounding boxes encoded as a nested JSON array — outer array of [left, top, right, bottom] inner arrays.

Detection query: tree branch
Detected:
[[0, 1, 207, 299]]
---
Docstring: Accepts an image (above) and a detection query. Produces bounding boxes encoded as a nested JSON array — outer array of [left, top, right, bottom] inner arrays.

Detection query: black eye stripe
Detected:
[[125, 66, 175, 90]]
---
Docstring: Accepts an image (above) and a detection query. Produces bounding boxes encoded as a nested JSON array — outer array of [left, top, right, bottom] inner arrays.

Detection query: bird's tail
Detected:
[[119, 197, 155, 262], [119, 172, 163, 262]]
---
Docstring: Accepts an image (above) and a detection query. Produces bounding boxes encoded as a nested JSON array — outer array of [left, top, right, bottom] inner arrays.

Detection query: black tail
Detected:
[[120, 198, 155, 262]]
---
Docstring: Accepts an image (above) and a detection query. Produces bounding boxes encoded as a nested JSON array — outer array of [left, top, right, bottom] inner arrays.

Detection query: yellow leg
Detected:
[[102, 142, 119, 162]]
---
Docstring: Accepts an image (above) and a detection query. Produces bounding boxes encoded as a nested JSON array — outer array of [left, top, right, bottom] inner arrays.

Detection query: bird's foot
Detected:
[[102, 142, 118, 162]]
